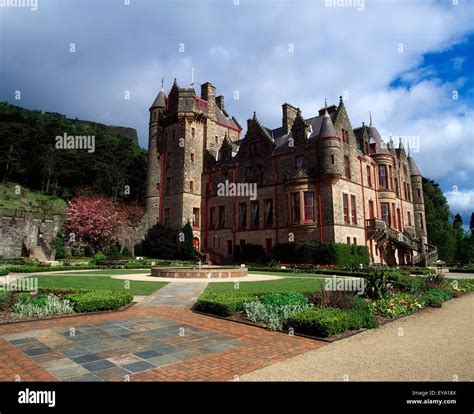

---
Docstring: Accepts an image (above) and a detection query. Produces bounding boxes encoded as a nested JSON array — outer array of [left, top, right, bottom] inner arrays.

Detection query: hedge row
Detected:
[[272, 242, 370, 267], [65, 290, 134, 313], [194, 293, 254, 316]]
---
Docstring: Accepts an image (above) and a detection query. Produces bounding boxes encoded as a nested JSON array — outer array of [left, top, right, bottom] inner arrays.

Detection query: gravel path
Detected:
[[242, 293, 474, 381]]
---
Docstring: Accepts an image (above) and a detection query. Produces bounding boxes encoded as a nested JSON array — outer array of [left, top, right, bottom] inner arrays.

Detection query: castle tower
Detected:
[[318, 109, 343, 178], [408, 156, 427, 244], [145, 85, 167, 229]]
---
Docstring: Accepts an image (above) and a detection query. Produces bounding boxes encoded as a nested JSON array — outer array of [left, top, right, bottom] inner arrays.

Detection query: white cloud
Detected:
[[446, 189, 474, 214]]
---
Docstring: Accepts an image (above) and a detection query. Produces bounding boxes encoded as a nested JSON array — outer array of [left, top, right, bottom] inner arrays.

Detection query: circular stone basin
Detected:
[[150, 265, 248, 279]]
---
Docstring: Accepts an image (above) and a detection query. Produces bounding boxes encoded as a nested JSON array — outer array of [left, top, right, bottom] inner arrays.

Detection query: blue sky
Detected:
[[0, 0, 473, 227]]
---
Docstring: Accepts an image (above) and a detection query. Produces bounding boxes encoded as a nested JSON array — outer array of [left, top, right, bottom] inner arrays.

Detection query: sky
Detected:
[[0, 0, 473, 227]]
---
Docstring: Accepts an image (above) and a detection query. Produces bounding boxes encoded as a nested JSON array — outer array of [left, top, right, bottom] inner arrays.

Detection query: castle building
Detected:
[[145, 79, 437, 266]]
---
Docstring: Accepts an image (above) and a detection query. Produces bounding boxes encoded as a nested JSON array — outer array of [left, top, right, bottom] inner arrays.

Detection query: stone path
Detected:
[[242, 293, 474, 381], [141, 282, 208, 307], [0, 281, 323, 381]]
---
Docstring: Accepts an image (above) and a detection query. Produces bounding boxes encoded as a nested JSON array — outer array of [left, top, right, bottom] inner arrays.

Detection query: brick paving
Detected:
[[0, 283, 324, 382]]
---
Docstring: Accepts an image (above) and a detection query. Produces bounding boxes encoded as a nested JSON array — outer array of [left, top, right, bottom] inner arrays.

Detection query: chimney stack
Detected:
[[201, 82, 216, 120], [282, 103, 298, 134], [216, 95, 225, 112]]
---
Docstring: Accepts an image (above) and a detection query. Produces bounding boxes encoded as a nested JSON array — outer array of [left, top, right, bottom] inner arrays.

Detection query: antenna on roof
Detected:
[[161, 77, 164, 91], [190, 67, 195, 87], [369, 111, 373, 126], [324, 98, 327, 108]]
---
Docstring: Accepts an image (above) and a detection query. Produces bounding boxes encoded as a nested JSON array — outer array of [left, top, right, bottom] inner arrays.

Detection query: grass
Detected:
[[32, 276, 167, 296], [29, 269, 152, 276], [204, 277, 324, 296], [249, 270, 330, 278]]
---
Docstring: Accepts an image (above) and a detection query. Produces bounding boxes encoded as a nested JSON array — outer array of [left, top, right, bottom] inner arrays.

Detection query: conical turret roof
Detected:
[[318, 109, 337, 138], [151, 89, 167, 109], [407, 156, 422, 176]]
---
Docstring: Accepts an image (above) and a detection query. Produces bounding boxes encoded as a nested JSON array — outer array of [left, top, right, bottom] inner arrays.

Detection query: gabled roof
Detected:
[[216, 105, 240, 130]]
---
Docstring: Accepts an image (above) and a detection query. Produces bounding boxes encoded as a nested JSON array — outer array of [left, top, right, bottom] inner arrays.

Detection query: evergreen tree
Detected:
[[179, 221, 196, 260], [50, 233, 66, 259], [141, 224, 177, 259], [422, 178, 456, 262], [470, 212, 474, 238]]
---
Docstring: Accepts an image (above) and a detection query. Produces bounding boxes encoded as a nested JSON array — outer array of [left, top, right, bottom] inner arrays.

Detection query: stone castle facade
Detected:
[[145, 79, 437, 266]]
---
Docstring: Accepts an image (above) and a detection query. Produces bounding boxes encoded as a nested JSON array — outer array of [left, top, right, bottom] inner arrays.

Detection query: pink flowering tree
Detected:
[[66, 195, 126, 252]]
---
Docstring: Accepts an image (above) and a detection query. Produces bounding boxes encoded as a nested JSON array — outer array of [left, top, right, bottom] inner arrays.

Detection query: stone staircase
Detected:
[[366, 218, 438, 266]]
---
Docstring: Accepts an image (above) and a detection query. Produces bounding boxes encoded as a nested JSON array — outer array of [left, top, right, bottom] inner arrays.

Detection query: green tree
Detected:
[[141, 224, 177, 259], [50, 233, 66, 259], [470, 212, 474, 238], [179, 221, 195, 260], [422, 178, 456, 262]]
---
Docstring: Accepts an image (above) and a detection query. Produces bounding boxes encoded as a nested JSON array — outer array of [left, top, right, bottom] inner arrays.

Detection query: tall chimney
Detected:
[[282, 103, 298, 134], [216, 95, 225, 112], [201, 82, 216, 120]]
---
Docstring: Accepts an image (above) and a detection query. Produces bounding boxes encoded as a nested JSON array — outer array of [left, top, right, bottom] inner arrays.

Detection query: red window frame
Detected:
[[366, 165, 372, 187], [291, 193, 300, 224], [343, 193, 349, 224], [379, 165, 387, 189], [351, 195, 357, 225], [344, 156, 351, 179]]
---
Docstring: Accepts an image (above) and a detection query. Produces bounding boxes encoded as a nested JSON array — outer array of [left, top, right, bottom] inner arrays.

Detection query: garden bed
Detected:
[[193, 272, 474, 342], [0, 288, 134, 325]]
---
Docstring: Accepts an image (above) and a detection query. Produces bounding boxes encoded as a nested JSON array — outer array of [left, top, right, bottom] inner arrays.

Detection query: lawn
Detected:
[[204, 277, 324, 296], [32, 276, 167, 296], [29, 269, 152, 276], [249, 270, 330, 278]]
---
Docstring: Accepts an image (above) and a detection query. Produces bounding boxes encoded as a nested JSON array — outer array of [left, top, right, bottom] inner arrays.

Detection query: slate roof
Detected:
[[151, 89, 167, 109], [407, 156, 422, 176], [216, 106, 240, 130]]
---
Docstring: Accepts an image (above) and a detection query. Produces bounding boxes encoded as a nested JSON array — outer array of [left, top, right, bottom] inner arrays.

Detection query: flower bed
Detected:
[[0, 288, 134, 324]]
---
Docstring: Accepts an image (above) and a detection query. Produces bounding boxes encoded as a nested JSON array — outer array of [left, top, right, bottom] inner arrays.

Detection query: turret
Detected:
[[408, 155, 427, 243], [145, 83, 167, 229], [318, 109, 342, 178]]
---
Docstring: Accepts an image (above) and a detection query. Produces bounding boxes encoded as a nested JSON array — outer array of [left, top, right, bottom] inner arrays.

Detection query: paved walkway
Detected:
[[0, 282, 322, 381], [242, 293, 474, 381]]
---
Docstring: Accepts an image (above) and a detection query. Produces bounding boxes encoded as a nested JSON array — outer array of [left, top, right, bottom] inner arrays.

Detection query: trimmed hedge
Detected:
[[194, 293, 254, 316], [0, 268, 8, 276], [272, 242, 370, 267], [65, 290, 133, 313], [285, 298, 378, 337], [6, 265, 100, 273]]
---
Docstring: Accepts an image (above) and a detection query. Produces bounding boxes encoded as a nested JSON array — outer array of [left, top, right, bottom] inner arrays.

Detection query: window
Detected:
[[408, 211, 412, 226], [394, 178, 399, 196], [227, 240, 233, 255], [368, 200, 375, 219], [388, 165, 394, 190], [192, 208, 200, 228], [264, 199, 273, 225], [219, 206, 225, 228], [209, 207, 216, 229], [164, 208, 170, 226], [391, 203, 397, 229], [291, 193, 300, 224], [379, 165, 387, 189], [417, 188, 421, 198], [343, 193, 349, 224], [353, 237, 357, 245], [153, 111, 157, 121], [239, 202, 247, 228], [351, 195, 357, 224], [167, 153, 171, 168], [191, 153, 195, 163], [344, 156, 351, 179], [331, 155, 335, 165], [296, 155, 304, 169], [342, 129, 349, 143], [265, 238, 272, 254], [257, 164, 264, 185], [213, 236, 220, 249], [215, 136, 219, 143], [366, 165, 372, 187], [418, 213, 424, 231], [407, 183, 411, 201], [166, 177, 171, 194], [347, 237, 351, 245], [189, 181, 194, 192], [245, 166, 252, 182], [403, 182, 408, 199], [191, 127, 195, 138], [155, 182, 160, 191], [397, 208, 402, 231], [381, 202, 390, 226], [304, 192, 315, 222], [251, 201, 259, 227]]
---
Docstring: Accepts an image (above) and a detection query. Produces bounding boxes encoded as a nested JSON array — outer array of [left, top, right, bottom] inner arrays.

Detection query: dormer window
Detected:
[[296, 155, 304, 169]]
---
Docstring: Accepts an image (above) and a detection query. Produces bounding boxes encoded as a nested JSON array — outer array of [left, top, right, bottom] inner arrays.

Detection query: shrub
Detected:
[[141, 224, 177, 259], [244, 293, 311, 331], [308, 290, 357, 309], [364, 270, 394, 299], [423, 295, 443, 308], [50, 233, 66, 259], [0, 268, 8, 276], [285, 307, 352, 337], [421, 273, 445, 291], [0, 291, 11, 310], [12, 294, 74, 319], [349, 298, 379, 329], [65, 290, 133, 312], [178, 221, 195, 260], [370, 292, 424, 318], [194, 293, 253, 316], [121, 247, 132, 258], [423, 288, 452, 307], [392, 275, 424, 293], [241, 244, 267, 263]]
